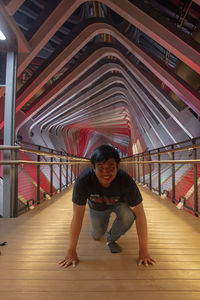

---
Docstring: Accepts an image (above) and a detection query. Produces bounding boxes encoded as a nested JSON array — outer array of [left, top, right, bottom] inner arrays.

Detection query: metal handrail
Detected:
[[0, 160, 89, 165], [146, 136, 200, 152], [121, 159, 200, 164], [1, 144, 200, 160], [0, 144, 88, 217], [0, 145, 21, 150], [121, 150, 199, 217], [0, 159, 199, 165], [19, 147, 88, 161], [122, 143, 200, 159], [0, 145, 89, 161]]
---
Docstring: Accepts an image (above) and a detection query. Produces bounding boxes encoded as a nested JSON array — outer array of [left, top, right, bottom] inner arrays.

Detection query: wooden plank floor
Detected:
[[0, 185, 200, 300]]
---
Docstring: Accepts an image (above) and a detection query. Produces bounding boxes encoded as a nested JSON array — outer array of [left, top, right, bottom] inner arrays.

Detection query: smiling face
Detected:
[[93, 158, 119, 188]]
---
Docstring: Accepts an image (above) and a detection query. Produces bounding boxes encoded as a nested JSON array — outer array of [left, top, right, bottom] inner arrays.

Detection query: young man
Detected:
[[59, 145, 155, 268]]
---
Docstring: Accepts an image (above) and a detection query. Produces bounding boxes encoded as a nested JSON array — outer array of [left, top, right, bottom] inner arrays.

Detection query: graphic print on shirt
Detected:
[[89, 194, 120, 205]]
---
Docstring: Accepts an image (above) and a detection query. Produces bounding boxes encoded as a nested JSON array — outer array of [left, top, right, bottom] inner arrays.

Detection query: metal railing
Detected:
[[0, 138, 200, 218], [121, 138, 200, 217], [0, 143, 90, 216]]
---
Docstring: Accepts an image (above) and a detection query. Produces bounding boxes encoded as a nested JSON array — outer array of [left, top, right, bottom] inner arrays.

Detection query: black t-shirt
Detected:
[[72, 167, 142, 211]]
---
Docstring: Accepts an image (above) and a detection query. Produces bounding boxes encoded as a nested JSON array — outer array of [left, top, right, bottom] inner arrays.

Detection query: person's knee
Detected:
[[117, 204, 135, 228], [90, 227, 105, 240], [122, 210, 135, 228]]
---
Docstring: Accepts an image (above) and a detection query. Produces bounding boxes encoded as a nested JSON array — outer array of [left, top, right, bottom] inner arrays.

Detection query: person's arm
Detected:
[[133, 202, 155, 266], [59, 203, 86, 268]]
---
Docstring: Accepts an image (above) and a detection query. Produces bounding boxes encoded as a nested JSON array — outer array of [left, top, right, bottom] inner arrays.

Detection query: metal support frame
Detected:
[[3, 51, 18, 217]]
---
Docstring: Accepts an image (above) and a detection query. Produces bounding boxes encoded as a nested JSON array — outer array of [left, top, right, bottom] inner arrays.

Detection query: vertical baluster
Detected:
[[37, 146, 40, 205]]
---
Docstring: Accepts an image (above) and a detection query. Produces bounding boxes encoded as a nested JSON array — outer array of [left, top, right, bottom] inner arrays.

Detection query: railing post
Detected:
[[143, 153, 145, 185], [77, 163, 79, 178], [37, 146, 41, 204], [75, 163, 77, 179], [149, 151, 152, 190], [137, 154, 140, 183], [66, 159, 68, 187], [158, 149, 161, 195], [3, 51, 18, 217], [133, 156, 136, 180], [13, 149, 18, 217], [171, 145, 176, 203], [59, 152, 62, 192], [70, 164, 73, 185], [193, 142, 198, 217], [50, 150, 53, 196], [130, 158, 132, 176], [130, 158, 132, 178]]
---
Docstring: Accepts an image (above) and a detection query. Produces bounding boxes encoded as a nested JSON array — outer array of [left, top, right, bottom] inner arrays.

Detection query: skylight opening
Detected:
[[0, 29, 6, 40]]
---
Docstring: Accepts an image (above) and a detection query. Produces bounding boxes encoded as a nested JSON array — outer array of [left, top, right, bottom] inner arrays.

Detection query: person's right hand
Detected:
[[59, 249, 79, 268]]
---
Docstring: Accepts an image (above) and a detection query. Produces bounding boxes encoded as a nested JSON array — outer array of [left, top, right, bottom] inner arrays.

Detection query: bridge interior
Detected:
[[0, 185, 200, 300], [0, 1, 200, 298]]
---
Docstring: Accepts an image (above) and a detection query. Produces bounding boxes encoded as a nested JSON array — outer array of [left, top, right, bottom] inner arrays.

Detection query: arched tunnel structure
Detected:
[[0, 1, 200, 298]]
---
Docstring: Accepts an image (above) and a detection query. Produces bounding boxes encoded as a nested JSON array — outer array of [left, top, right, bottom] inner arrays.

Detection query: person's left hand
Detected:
[[138, 249, 155, 267], [59, 249, 79, 268]]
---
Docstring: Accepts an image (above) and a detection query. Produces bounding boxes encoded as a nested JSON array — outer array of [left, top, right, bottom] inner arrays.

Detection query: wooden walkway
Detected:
[[0, 185, 200, 300]]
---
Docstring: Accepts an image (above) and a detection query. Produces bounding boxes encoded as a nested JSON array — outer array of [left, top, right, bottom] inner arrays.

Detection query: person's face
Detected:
[[93, 158, 119, 188]]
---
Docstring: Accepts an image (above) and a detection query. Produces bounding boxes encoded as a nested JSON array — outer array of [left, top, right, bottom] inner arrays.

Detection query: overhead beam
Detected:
[[17, 0, 200, 76], [192, 0, 200, 6], [17, 0, 85, 74], [15, 22, 200, 118], [103, 0, 200, 73], [0, 2, 31, 53], [5, 0, 25, 16]]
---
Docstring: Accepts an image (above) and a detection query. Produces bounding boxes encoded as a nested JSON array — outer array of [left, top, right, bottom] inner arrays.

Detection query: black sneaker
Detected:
[[107, 241, 122, 253]]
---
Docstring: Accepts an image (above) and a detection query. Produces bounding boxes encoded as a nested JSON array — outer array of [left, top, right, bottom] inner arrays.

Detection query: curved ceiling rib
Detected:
[[16, 23, 200, 119], [15, 21, 200, 119], [49, 81, 182, 145], [16, 0, 200, 75], [24, 47, 196, 139], [34, 74, 179, 142]]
